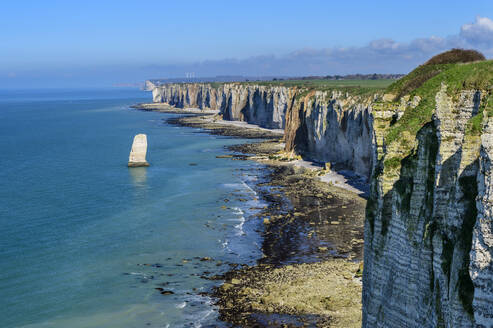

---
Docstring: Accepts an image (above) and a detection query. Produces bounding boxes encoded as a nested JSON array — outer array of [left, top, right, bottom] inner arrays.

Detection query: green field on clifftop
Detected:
[[248, 79, 394, 89], [207, 79, 394, 90]]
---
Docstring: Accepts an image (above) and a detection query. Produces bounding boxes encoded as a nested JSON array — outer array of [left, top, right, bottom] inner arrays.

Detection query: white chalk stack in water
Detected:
[[128, 134, 149, 167]]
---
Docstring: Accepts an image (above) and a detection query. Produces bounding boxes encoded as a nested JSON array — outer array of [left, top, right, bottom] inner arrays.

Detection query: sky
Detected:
[[0, 0, 492, 88]]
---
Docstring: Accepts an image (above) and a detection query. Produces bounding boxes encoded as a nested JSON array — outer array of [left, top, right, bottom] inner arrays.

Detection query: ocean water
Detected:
[[0, 88, 265, 327]]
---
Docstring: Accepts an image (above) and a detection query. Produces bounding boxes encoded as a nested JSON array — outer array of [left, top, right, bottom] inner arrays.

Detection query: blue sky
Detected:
[[1, 0, 492, 87]]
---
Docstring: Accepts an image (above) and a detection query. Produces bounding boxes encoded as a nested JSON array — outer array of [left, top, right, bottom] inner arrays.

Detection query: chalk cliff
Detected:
[[152, 83, 293, 129], [150, 83, 374, 177], [146, 54, 493, 327], [363, 59, 493, 327], [284, 90, 374, 178]]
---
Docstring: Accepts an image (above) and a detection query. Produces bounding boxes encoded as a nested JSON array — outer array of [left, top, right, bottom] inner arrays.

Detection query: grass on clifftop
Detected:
[[208, 79, 394, 91], [250, 79, 393, 89], [386, 49, 487, 100], [385, 59, 493, 145]]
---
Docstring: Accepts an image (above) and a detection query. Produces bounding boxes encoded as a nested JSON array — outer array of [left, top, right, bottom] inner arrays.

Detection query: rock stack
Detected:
[[128, 134, 149, 167]]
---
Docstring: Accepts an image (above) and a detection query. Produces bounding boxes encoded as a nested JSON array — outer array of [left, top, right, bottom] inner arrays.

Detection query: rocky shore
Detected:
[[140, 54, 493, 327], [137, 108, 368, 327], [217, 139, 366, 328]]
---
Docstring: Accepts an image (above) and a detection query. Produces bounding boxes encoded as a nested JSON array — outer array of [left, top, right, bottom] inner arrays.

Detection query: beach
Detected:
[[138, 106, 368, 327]]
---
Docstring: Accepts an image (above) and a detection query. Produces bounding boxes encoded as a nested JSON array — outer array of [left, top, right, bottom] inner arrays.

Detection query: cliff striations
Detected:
[[151, 83, 293, 129], [363, 58, 493, 327], [146, 52, 493, 327], [150, 82, 376, 178]]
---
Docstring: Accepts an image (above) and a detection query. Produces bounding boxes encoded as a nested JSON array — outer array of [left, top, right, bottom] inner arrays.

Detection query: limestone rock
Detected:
[[382, 93, 396, 102], [128, 134, 149, 167], [151, 83, 292, 129], [282, 89, 376, 179], [362, 86, 485, 327], [149, 82, 375, 179]]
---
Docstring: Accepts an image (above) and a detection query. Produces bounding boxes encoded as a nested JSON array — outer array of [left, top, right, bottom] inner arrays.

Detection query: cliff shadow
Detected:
[[364, 121, 478, 326]]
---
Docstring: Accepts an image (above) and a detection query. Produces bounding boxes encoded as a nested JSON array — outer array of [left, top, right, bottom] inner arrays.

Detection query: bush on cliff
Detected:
[[424, 48, 485, 65]]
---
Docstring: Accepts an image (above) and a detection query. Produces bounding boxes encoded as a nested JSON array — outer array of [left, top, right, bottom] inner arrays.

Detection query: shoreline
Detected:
[[131, 102, 220, 114], [134, 106, 367, 327], [164, 111, 369, 197]]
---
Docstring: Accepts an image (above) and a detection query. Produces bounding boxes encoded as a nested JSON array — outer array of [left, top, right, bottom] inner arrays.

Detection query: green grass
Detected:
[[385, 60, 493, 145], [247, 79, 394, 89], [386, 64, 453, 99], [205, 79, 394, 94], [487, 94, 493, 117], [384, 156, 401, 170], [466, 96, 486, 135], [208, 82, 223, 89]]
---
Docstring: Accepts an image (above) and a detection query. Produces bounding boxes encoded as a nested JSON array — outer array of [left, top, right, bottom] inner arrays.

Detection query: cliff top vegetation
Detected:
[[424, 49, 485, 65], [385, 49, 492, 145], [387, 49, 487, 99], [244, 79, 394, 89], [203, 79, 394, 94]]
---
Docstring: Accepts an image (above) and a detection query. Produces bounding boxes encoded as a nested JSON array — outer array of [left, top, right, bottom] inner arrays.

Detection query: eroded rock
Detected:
[[128, 134, 149, 167]]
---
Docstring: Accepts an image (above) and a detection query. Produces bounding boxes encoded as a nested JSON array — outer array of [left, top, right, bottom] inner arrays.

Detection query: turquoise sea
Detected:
[[0, 89, 265, 327]]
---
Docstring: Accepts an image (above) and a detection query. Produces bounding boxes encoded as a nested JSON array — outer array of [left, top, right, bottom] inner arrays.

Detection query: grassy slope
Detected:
[[385, 60, 493, 145]]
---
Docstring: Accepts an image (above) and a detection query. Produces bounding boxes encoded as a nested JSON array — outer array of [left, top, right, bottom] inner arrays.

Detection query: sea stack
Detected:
[[128, 134, 149, 167]]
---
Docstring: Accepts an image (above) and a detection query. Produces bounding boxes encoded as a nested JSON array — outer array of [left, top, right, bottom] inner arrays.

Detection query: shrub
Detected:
[[424, 49, 485, 66], [388, 49, 486, 99]]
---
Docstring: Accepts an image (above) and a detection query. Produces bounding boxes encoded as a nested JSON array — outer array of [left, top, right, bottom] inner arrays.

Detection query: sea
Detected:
[[0, 88, 266, 327]]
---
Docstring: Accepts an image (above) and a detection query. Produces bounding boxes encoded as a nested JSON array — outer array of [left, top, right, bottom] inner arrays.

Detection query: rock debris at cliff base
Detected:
[[213, 260, 362, 328], [151, 110, 367, 327]]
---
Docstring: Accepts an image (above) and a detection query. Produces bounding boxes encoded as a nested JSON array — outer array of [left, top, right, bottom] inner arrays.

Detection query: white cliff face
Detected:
[[472, 115, 493, 326], [363, 86, 489, 327], [144, 80, 157, 91], [219, 84, 292, 129], [128, 134, 149, 167], [150, 82, 373, 178], [150, 83, 292, 129], [285, 90, 373, 178]]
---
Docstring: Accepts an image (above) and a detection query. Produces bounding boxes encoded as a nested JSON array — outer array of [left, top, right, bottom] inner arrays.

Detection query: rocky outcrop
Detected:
[[128, 134, 149, 167]]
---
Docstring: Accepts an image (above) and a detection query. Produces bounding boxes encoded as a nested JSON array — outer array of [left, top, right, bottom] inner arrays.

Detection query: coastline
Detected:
[[131, 102, 220, 114], [134, 105, 367, 327]]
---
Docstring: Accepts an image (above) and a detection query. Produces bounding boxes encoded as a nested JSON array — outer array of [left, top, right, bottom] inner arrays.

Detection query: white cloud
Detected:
[[460, 16, 493, 45], [144, 16, 493, 77], [3, 16, 492, 87], [368, 39, 400, 51]]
